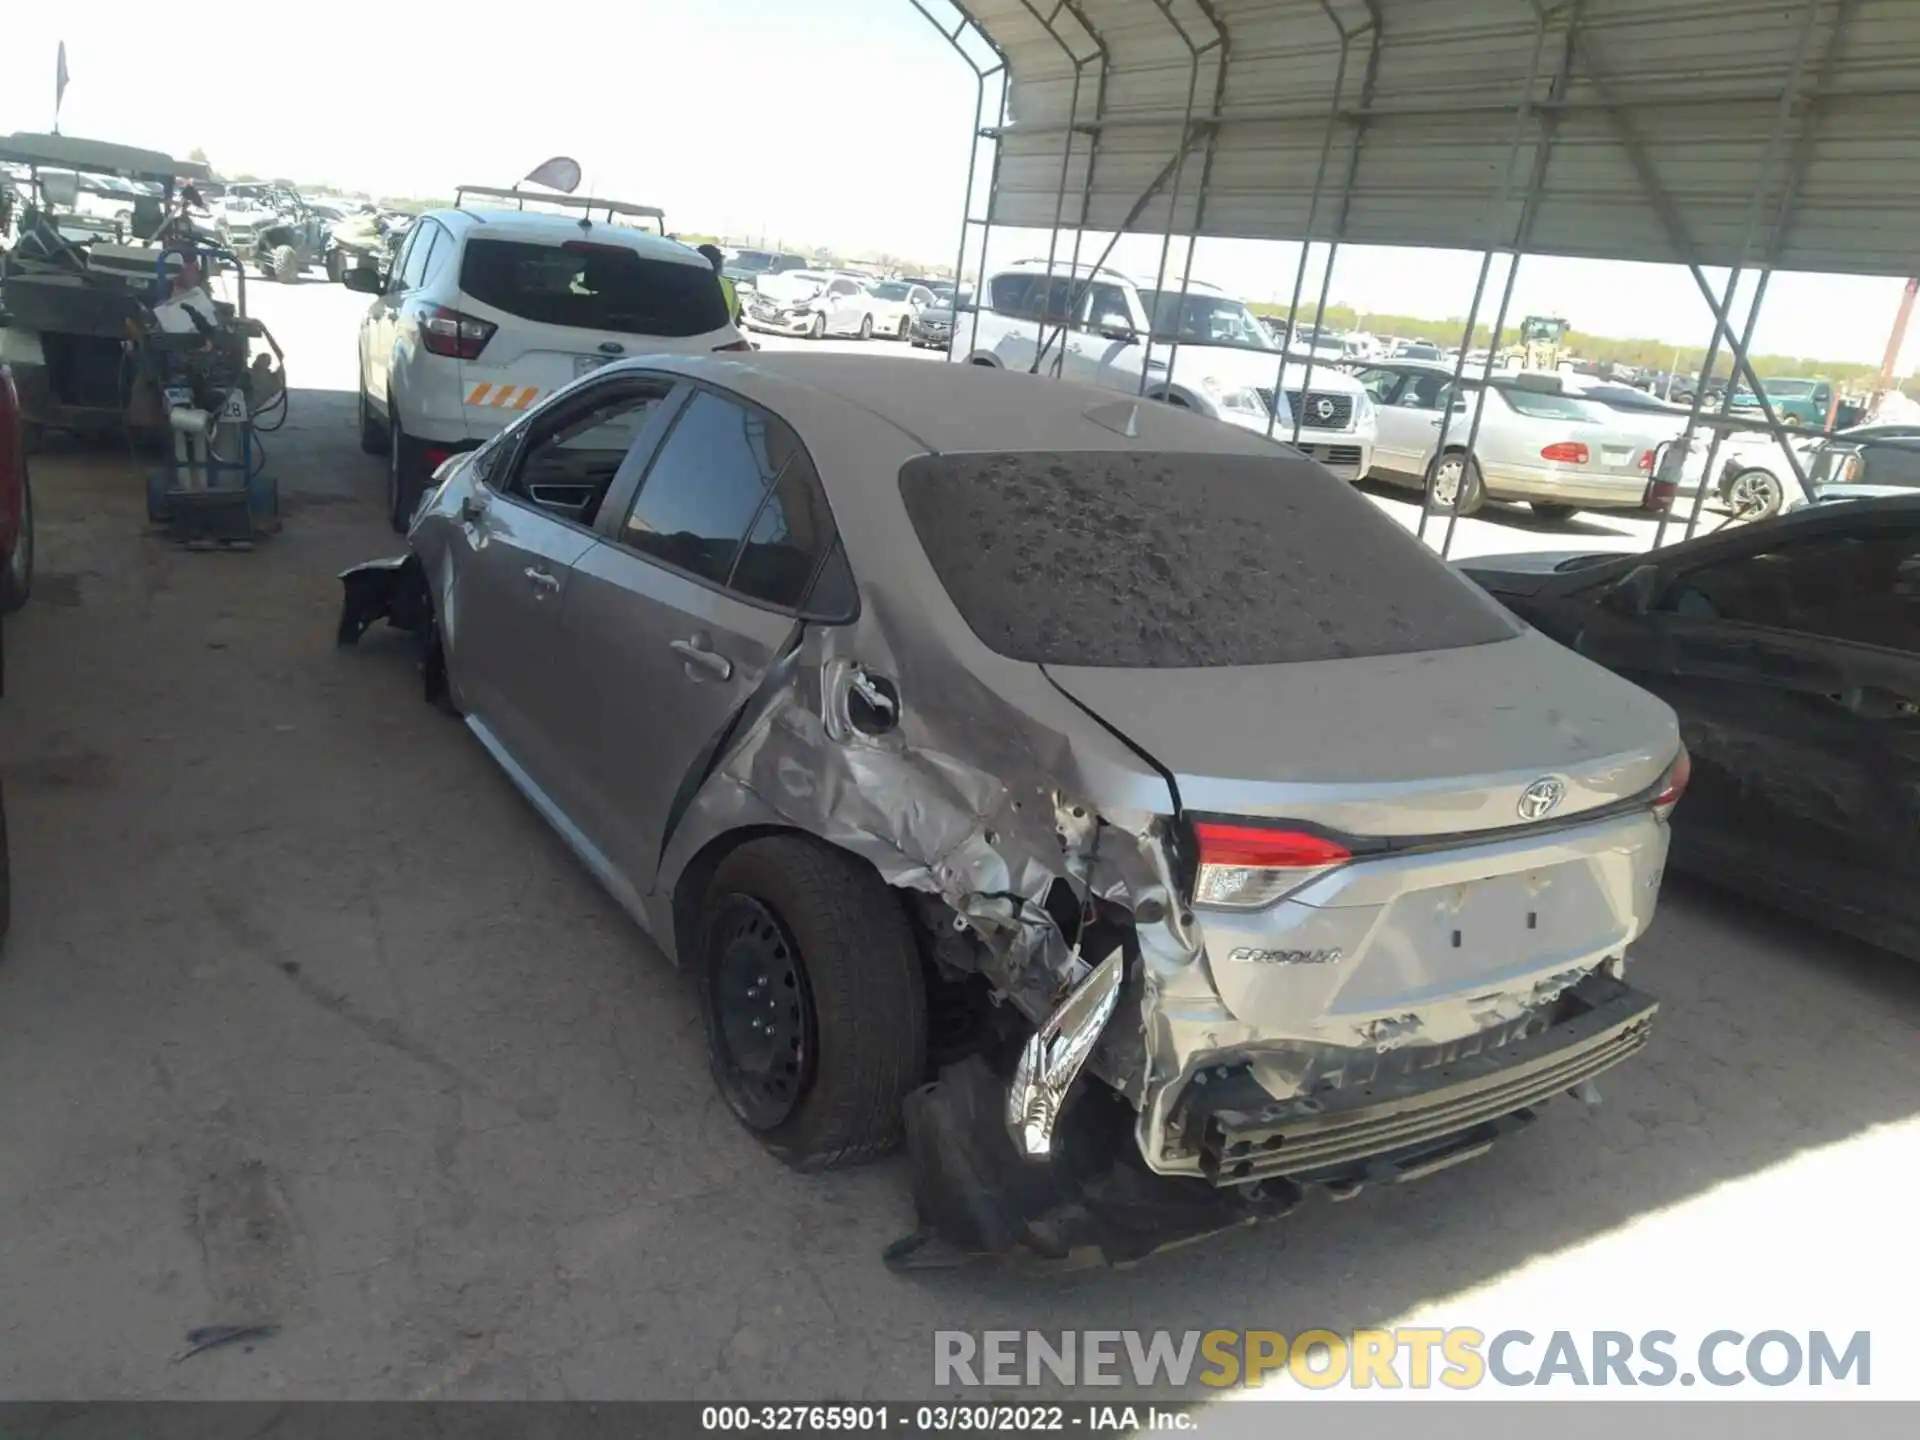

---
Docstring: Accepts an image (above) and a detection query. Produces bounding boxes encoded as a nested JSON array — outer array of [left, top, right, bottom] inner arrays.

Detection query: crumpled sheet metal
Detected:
[[666, 618, 1623, 1181]]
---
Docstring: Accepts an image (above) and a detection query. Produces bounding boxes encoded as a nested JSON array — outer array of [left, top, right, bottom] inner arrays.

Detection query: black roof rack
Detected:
[[453, 185, 665, 231]]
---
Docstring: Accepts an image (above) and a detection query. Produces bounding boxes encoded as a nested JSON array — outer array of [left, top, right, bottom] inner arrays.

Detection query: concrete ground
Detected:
[[0, 277, 1915, 1400]]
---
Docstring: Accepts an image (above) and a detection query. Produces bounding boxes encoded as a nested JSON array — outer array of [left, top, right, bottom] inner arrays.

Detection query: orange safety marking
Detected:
[[464, 382, 492, 405]]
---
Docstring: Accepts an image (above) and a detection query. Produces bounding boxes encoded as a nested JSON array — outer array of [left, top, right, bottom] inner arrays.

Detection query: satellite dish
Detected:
[[520, 156, 582, 195]]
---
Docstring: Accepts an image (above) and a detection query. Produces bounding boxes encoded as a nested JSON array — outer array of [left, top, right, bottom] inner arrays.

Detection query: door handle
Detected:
[[523, 566, 560, 596], [671, 636, 734, 681]]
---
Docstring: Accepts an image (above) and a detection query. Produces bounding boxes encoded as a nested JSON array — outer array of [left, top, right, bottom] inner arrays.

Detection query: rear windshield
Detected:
[[1491, 387, 1598, 422], [459, 238, 729, 337], [898, 452, 1514, 668]]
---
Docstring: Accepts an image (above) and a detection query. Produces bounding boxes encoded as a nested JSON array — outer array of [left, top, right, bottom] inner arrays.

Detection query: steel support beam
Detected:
[[907, 0, 1009, 361], [1415, 2, 1554, 549], [1134, 1, 1223, 398], [1262, 3, 1371, 449]]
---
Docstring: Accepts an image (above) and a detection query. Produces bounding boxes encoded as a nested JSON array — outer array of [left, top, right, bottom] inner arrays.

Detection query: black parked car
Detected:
[[1464, 496, 1920, 960]]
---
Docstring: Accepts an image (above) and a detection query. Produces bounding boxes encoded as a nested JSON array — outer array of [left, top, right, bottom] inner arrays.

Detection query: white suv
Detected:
[[349, 203, 747, 530], [962, 262, 1375, 479]]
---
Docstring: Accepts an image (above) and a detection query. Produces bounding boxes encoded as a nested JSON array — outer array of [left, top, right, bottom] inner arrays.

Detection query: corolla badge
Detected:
[[1228, 947, 1344, 965], [1517, 776, 1567, 821]]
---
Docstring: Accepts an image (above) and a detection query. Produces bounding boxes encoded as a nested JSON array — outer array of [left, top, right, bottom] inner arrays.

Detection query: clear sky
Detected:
[[5, 0, 1914, 370]]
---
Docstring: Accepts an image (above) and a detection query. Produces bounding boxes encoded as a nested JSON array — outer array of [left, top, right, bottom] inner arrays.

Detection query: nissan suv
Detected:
[[963, 261, 1376, 478]]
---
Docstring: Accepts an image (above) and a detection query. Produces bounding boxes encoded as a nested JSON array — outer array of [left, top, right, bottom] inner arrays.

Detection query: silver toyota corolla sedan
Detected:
[[340, 354, 1685, 1266]]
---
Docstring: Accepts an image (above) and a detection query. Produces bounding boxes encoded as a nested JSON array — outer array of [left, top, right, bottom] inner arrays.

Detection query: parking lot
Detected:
[[1, 276, 1916, 1400]]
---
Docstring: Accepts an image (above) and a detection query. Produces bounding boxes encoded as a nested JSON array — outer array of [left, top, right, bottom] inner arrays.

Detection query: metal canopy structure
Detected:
[[910, 0, 1920, 556]]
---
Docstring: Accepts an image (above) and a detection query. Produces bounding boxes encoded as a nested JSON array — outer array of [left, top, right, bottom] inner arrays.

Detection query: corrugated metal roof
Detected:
[[952, 0, 1920, 275]]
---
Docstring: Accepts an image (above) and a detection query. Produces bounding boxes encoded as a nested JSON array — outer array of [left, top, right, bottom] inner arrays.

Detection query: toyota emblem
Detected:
[[1314, 396, 1337, 421], [1517, 777, 1567, 821]]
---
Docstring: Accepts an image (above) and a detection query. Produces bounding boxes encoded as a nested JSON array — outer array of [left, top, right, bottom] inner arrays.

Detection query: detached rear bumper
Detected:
[[1180, 972, 1657, 1187]]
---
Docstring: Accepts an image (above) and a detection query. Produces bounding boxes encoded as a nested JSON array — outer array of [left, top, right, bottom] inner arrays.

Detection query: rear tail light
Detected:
[[1192, 821, 1351, 910], [714, 339, 753, 352], [1643, 477, 1677, 512], [1651, 748, 1690, 821], [1540, 441, 1591, 464], [420, 306, 496, 359], [1637, 448, 1655, 471]]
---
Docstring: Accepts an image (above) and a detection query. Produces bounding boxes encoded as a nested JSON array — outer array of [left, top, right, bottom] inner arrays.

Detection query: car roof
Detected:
[[426, 207, 707, 265], [597, 352, 1300, 464]]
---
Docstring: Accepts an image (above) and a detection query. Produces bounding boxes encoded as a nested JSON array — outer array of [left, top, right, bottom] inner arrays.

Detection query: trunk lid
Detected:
[[1044, 627, 1676, 838]]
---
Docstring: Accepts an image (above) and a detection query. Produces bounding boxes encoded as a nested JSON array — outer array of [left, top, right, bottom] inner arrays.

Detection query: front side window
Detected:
[[1661, 526, 1920, 654], [1136, 290, 1273, 350], [1357, 368, 1402, 403], [1082, 283, 1133, 334], [504, 382, 673, 527], [989, 272, 1034, 317], [873, 282, 910, 301]]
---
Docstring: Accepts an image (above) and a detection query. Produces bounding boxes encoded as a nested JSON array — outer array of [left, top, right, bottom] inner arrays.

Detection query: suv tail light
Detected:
[[1540, 441, 1590, 464], [421, 306, 496, 359], [1192, 821, 1351, 909], [1651, 748, 1690, 821]]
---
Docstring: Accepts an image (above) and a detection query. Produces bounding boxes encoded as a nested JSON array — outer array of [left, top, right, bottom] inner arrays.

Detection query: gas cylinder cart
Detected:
[[137, 240, 289, 548]]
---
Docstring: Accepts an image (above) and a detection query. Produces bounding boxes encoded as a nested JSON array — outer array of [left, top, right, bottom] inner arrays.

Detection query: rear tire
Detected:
[[698, 837, 927, 1171], [1428, 451, 1486, 516], [1530, 502, 1580, 524], [897, 317, 911, 341], [1725, 467, 1784, 520], [1, 464, 33, 614], [387, 413, 428, 534], [269, 244, 301, 284]]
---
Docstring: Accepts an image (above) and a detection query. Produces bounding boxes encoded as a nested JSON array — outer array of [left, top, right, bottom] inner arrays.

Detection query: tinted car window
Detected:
[[460, 238, 728, 336], [899, 451, 1515, 668], [731, 446, 851, 617], [1662, 526, 1920, 654], [990, 273, 1034, 316], [621, 392, 784, 586]]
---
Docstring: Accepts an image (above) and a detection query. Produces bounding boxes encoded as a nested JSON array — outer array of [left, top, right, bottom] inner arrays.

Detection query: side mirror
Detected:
[[1603, 563, 1661, 617], [1098, 321, 1135, 343], [343, 265, 384, 295]]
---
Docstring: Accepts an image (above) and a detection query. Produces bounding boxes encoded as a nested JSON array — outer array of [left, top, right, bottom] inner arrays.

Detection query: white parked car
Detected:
[[742, 270, 880, 340], [963, 263, 1376, 479], [347, 197, 747, 531], [864, 280, 938, 341]]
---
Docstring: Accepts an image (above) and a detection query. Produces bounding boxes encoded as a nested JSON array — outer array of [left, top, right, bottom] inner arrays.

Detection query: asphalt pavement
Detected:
[[0, 275, 1913, 1400]]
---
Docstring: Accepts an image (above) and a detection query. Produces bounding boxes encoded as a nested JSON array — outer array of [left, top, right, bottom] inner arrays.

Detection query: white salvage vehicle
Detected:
[[347, 185, 747, 531]]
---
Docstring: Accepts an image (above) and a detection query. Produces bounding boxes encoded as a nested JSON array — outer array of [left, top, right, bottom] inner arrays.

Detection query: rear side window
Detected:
[[898, 451, 1515, 668], [459, 237, 728, 336], [620, 391, 851, 618]]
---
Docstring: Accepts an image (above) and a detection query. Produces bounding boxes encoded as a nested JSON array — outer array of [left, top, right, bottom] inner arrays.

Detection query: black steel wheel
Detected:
[[706, 895, 816, 1131], [697, 836, 927, 1170]]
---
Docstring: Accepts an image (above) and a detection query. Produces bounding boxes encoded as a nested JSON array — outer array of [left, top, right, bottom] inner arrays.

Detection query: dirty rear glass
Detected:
[[459, 238, 729, 337], [899, 451, 1515, 667]]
